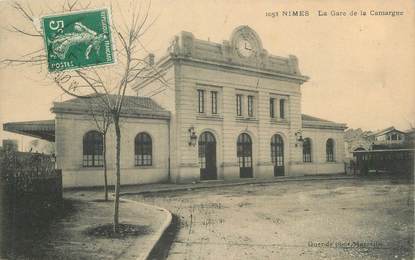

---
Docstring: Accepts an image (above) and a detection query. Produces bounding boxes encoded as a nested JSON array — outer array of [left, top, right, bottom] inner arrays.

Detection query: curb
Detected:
[[119, 198, 172, 260], [120, 175, 359, 196]]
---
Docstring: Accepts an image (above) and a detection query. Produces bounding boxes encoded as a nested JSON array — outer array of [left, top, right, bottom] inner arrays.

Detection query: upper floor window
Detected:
[[303, 138, 312, 162], [236, 94, 243, 116], [280, 99, 286, 119], [326, 138, 334, 162], [247, 95, 254, 117], [83, 130, 103, 167], [197, 89, 205, 113], [270, 98, 275, 118], [211, 91, 218, 114], [135, 133, 152, 166]]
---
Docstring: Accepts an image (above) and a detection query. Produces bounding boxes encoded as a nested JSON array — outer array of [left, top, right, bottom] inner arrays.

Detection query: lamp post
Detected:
[[295, 130, 304, 147]]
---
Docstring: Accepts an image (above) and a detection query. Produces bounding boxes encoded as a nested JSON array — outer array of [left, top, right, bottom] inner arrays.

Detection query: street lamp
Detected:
[[295, 130, 304, 147], [188, 126, 197, 146]]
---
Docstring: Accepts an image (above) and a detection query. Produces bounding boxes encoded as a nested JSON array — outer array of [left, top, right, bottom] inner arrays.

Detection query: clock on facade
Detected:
[[237, 38, 256, 58], [231, 26, 262, 59]]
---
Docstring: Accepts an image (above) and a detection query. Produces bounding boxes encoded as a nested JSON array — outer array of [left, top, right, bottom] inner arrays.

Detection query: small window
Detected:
[[303, 138, 312, 162], [83, 131, 103, 167], [270, 98, 275, 118], [326, 138, 335, 162], [135, 133, 152, 166], [248, 96, 254, 117], [280, 99, 285, 119], [197, 89, 205, 113], [236, 94, 243, 116], [211, 91, 218, 114]]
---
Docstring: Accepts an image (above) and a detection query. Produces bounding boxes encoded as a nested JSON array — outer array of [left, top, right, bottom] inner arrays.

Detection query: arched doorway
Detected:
[[198, 132, 217, 180], [237, 133, 253, 178], [271, 134, 284, 176]]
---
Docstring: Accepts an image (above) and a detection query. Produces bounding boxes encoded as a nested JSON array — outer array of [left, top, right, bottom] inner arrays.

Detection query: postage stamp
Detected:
[[41, 8, 115, 72]]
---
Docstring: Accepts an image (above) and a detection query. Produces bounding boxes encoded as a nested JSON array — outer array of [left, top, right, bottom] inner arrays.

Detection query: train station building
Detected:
[[4, 26, 347, 187]]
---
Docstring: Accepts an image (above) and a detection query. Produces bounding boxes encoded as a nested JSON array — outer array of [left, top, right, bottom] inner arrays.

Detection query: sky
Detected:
[[0, 0, 414, 149]]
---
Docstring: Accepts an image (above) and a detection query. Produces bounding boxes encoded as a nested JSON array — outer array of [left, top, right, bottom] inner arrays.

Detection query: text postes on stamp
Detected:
[[42, 8, 115, 72]]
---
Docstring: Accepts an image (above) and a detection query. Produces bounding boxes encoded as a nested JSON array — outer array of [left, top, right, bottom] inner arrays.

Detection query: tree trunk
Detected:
[[103, 133, 108, 201], [113, 116, 121, 233]]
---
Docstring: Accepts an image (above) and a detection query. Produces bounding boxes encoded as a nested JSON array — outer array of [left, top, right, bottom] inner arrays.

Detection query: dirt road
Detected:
[[128, 178, 413, 260]]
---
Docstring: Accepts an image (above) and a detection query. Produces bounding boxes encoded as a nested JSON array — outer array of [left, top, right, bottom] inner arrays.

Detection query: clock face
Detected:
[[237, 38, 255, 58]]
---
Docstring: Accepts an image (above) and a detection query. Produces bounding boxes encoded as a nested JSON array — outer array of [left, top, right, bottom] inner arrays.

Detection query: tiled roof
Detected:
[[301, 114, 335, 123], [368, 126, 405, 136], [405, 128, 415, 134], [301, 114, 347, 130], [52, 94, 170, 119]]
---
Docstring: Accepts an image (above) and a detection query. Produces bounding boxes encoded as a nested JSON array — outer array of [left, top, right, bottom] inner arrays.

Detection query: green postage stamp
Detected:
[[42, 8, 115, 72]]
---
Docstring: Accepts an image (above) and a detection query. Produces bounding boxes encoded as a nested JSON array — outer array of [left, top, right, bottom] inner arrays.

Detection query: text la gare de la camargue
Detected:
[[265, 10, 404, 18]]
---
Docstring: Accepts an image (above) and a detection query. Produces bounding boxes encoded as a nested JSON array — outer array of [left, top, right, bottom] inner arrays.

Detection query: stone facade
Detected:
[[52, 96, 171, 187], [46, 25, 347, 187], [133, 26, 347, 184]]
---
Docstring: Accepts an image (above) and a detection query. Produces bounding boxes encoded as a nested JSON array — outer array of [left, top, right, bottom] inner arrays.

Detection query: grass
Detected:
[[84, 223, 150, 239]]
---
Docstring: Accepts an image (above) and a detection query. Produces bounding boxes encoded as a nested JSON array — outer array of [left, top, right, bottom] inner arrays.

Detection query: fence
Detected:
[[1, 150, 63, 253]]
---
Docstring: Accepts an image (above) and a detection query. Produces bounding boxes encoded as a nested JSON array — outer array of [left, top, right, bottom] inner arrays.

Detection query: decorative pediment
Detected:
[[164, 26, 308, 82]]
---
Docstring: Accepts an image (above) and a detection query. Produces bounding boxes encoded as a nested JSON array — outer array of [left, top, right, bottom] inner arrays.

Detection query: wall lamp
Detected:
[[295, 130, 304, 147], [188, 126, 198, 146]]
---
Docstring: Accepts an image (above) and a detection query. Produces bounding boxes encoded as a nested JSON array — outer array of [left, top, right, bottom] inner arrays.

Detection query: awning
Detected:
[[3, 120, 55, 142]]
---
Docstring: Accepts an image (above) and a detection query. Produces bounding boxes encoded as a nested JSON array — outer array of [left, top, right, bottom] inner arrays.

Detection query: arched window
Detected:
[[326, 138, 335, 162], [83, 131, 103, 167], [303, 138, 312, 162], [135, 133, 152, 166], [198, 132, 217, 180], [198, 132, 216, 170], [271, 134, 284, 166], [271, 134, 285, 176], [237, 133, 253, 178]]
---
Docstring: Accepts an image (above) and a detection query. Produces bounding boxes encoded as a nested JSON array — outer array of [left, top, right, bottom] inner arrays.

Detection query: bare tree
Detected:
[[84, 98, 112, 201], [2, 0, 169, 232]]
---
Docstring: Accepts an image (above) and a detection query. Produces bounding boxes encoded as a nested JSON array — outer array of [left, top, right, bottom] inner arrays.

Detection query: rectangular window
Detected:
[[248, 95, 254, 117], [280, 99, 285, 119], [236, 94, 242, 116], [211, 91, 218, 114], [197, 89, 205, 113], [270, 98, 275, 118]]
